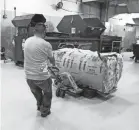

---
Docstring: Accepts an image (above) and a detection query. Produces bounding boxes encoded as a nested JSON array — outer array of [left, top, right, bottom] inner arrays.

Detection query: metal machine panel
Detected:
[[57, 15, 86, 35], [14, 36, 24, 62], [12, 14, 46, 27], [57, 15, 105, 38]]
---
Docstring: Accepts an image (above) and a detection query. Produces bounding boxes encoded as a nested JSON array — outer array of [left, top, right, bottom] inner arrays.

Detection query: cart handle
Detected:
[[48, 66, 59, 73]]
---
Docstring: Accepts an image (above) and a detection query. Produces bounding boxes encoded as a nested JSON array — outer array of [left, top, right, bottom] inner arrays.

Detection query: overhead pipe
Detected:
[[14, 7, 16, 17], [14, 7, 17, 36], [3, 0, 7, 19], [105, 0, 109, 23]]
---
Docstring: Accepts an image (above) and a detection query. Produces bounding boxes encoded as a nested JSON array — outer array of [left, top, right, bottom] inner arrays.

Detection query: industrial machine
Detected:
[[11, 14, 122, 65], [53, 15, 105, 51], [100, 35, 122, 53], [48, 15, 122, 53]]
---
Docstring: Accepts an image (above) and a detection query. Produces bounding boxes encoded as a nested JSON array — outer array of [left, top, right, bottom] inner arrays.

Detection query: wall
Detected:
[[1, 10, 15, 48], [123, 26, 136, 49], [1, 0, 75, 16], [106, 0, 139, 19], [1, 0, 101, 17], [79, 2, 100, 18], [127, 1, 139, 13], [108, 6, 128, 19], [133, 18, 139, 38]]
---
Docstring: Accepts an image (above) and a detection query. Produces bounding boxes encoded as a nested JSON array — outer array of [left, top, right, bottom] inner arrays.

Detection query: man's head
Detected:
[[34, 22, 46, 38]]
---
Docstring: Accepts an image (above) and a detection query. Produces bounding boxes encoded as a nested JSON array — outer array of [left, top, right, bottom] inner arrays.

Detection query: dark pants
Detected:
[[26, 78, 52, 114]]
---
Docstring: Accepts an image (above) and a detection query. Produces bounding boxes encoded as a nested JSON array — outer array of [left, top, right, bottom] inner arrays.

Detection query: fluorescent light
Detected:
[[118, 3, 127, 7]]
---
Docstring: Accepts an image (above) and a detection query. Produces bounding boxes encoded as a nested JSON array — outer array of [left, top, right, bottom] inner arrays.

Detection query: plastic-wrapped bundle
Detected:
[[53, 48, 123, 94]]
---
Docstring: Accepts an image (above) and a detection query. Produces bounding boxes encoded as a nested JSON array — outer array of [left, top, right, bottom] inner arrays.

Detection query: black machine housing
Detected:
[[47, 15, 122, 53], [133, 43, 139, 62]]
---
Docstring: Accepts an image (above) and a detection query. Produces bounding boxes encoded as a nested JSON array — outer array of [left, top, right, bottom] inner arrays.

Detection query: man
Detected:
[[130, 39, 139, 59], [24, 22, 55, 117]]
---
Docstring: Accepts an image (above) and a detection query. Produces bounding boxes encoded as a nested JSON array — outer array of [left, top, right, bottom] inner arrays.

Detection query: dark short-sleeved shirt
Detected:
[[24, 36, 53, 80]]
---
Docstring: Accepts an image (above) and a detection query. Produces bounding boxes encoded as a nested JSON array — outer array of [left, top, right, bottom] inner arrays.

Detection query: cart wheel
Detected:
[[60, 90, 65, 98], [56, 88, 60, 97]]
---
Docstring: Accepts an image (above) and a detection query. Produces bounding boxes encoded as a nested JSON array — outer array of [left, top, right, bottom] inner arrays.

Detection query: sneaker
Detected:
[[41, 111, 51, 117]]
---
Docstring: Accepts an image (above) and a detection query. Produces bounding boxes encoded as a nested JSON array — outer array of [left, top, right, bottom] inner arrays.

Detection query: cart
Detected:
[[48, 66, 117, 99], [47, 66, 83, 98]]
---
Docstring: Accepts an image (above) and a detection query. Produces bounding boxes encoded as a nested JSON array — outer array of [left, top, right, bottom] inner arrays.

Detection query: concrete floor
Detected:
[[1, 52, 139, 130]]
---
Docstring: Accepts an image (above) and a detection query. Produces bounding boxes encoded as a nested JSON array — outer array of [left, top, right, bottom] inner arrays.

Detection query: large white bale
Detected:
[[53, 48, 123, 94]]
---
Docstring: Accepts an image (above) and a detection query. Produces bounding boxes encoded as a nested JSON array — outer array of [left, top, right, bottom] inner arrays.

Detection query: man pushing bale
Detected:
[[24, 22, 55, 117]]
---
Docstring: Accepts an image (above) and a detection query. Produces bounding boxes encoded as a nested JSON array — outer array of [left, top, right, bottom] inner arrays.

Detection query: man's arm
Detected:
[[48, 55, 55, 66], [44, 42, 55, 66]]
